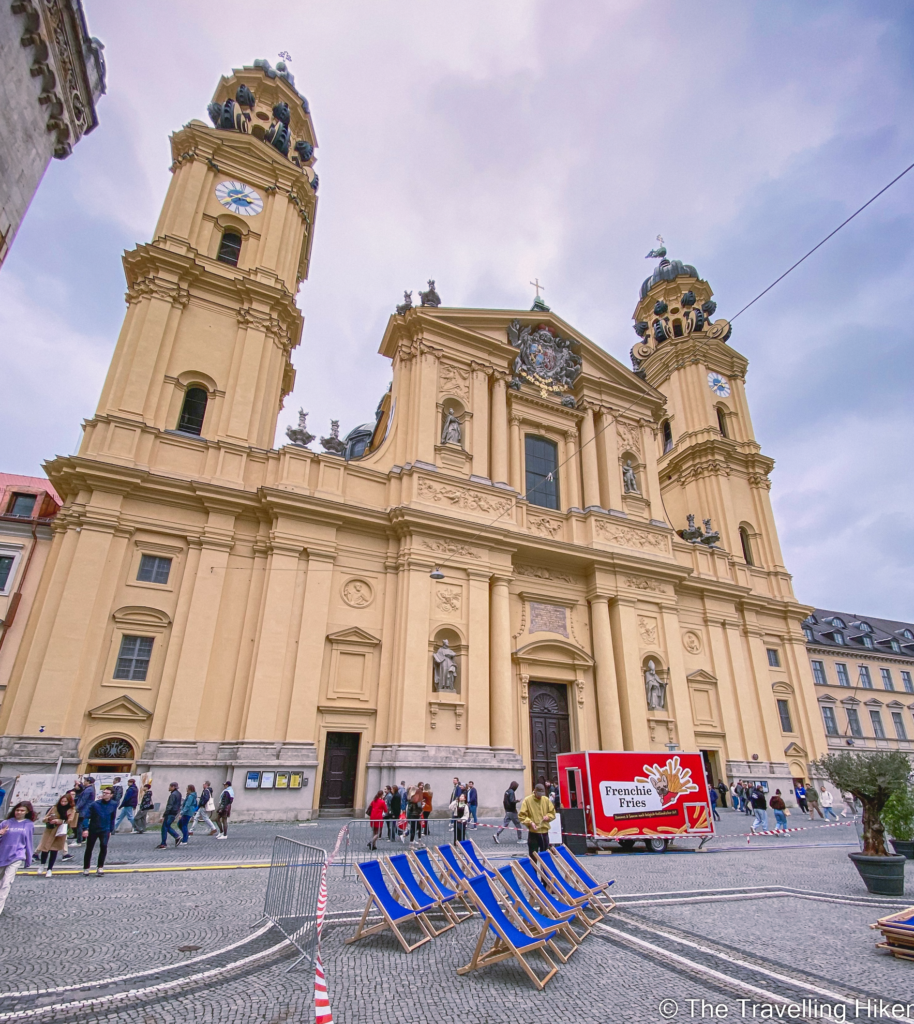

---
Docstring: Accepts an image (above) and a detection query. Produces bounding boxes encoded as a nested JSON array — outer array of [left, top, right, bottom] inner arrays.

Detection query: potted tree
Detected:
[[811, 750, 911, 895], [882, 785, 914, 860]]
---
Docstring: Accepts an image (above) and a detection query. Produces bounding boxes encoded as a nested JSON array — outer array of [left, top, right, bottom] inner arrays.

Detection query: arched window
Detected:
[[661, 420, 673, 454], [717, 407, 728, 437], [739, 526, 754, 566], [217, 231, 242, 266], [177, 387, 208, 436]]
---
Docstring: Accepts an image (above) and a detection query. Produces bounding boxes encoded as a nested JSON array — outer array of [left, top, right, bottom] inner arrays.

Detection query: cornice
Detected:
[[641, 334, 749, 388]]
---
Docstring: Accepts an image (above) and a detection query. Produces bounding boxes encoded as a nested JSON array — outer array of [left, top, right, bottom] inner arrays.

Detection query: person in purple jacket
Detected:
[[0, 801, 37, 915]]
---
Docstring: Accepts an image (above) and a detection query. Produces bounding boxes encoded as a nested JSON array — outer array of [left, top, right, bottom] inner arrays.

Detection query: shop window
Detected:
[[525, 435, 559, 511], [177, 387, 208, 436]]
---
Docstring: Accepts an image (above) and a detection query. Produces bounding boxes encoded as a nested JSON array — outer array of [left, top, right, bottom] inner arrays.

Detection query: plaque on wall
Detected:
[[245, 771, 261, 789], [260, 771, 276, 789], [529, 602, 569, 638], [290, 772, 303, 789]]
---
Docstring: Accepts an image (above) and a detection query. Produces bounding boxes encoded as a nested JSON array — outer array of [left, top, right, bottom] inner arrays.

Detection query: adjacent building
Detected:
[[805, 609, 914, 754], [0, 63, 828, 819], [0, 0, 105, 268]]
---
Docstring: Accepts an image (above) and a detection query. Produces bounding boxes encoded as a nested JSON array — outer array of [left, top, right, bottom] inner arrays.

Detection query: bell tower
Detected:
[[631, 256, 788, 577], [84, 61, 318, 456]]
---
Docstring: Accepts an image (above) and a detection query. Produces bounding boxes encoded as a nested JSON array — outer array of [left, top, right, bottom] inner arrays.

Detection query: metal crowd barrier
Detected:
[[341, 817, 470, 876], [263, 835, 327, 970]]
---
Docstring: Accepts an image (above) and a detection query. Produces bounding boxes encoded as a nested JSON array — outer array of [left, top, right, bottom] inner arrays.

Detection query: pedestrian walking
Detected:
[[709, 787, 721, 821], [518, 784, 556, 856], [215, 781, 234, 839], [717, 782, 728, 809], [133, 785, 153, 833], [398, 780, 408, 815], [82, 788, 117, 875], [794, 782, 809, 815], [110, 777, 124, 807], [0, 801, 36, 914], [386, 784, 401, 840], [157, 782, 183, 849], [750, 786, 769, 832], [451, 794, 470, 842], [421, 783, 433, 837], [449, 777, 464, 805], [406, 785, 423, 842], [178, 785, 198, 845], [730, 783, 740, 811], [840, 792, 857, 818], [769, 790, 788, 831], [494, 781, 524, 844], [367, 791, 387, 850], [74, 776, 96, 846], [806, 784, 825, 820], [37, 794, 77, 876], [819, 787, 838, 820], [465, 781, 478, 829], [114, 779, 139, 833], [190, 781, 219, 836]]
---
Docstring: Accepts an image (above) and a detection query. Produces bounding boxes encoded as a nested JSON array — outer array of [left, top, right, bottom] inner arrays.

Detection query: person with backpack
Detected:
[[769, 790, 788, 831], [189, 781, 219, 836], [493, 781, 523, 844], [114, 779, 139, 833], [794, 782, 809, 815], [749, 786, 769, 833]]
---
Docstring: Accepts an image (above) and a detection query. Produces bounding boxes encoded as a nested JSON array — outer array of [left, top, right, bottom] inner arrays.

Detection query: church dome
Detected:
[[640, 259, 699, 300]]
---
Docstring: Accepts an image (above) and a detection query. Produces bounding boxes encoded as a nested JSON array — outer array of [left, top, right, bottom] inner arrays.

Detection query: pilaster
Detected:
[[489, 575, 514, 748], [589, 596, 623, 750]]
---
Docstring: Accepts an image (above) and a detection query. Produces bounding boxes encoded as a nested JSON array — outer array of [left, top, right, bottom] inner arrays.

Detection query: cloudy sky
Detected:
[[1, 1, 912, 619]]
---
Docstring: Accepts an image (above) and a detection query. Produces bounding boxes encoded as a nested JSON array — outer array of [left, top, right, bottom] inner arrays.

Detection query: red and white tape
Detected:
[[745, 818, 857, 844], [314, 824, 348, 1024]]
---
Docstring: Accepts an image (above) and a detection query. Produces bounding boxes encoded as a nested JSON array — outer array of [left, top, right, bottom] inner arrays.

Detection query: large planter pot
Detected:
[[890, 839, 914, 860], [848, 852, 907, 895]]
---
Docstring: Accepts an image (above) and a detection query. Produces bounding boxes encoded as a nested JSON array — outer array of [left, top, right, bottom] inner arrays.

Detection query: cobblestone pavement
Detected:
[[1, 811, 910, 1024]]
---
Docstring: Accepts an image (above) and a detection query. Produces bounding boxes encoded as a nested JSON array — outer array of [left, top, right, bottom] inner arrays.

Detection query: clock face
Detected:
[[214, 180, 263, 216], [707, 372, 731, 398]]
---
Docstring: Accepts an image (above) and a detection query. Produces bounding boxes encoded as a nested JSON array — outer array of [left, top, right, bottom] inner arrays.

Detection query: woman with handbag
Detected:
[[177, 785, 198, 845], [189, 781, 219, 836], [37, 794, 77, 877], [450, 794, 470, 843], [367, 791, 387, 850]]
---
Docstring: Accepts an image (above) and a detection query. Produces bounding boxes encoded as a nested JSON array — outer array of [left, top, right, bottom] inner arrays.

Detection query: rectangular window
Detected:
[[880, 668, 895, 691], [845, 708, 863, 737], [821, 706, 839, 736], [524, 435, 560, 511], [836, 663, 850, 687], [858, 665, 873, 688], [0, 555, 14, 591], [137, 554, 172, 585], [869, 709, 886, 740], [776, 698, 793, 733], [766, 648, 780, 667], [902, 671, 914, 694], [891, 712, 908, 741], [811, 660, 827, 685], [113, 635, 154, 681], [8, 493, 36, 517]]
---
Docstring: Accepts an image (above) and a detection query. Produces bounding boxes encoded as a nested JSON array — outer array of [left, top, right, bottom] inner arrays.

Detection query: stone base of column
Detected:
[[0, 734, 81, 773], [366, 743, 525, 817]]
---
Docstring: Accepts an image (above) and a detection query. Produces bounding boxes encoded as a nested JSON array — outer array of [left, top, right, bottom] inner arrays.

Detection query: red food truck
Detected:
[[556, 751, 715, 852]]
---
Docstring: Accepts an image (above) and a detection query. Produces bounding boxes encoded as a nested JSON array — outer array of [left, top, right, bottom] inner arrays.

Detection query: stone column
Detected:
[[564, 430, 581, 510], [466, 570, 491, 746], [590, 596, 624, 750], [580, 406, 601, 510], [490, 377, 509, 486], [509, 414, 523, 492], [489, 576, 514, 748]]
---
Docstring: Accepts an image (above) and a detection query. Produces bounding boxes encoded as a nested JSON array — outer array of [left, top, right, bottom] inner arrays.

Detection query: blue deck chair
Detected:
[[435, 842, 480, 887], [554, 844, 616, 912], [458, 839, 497, 878], [411, 847, 474, 921], [516, 857, 592, 938], [386, 853, 455, 936], [535, 849, 604, 923], [346, 859, 432, 953], [457, 873, 559, 990], [496, 864, 580, 962]]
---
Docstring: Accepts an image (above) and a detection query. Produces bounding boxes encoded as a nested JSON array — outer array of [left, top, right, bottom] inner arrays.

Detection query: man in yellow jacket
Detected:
[[518, 783, 556, 856]]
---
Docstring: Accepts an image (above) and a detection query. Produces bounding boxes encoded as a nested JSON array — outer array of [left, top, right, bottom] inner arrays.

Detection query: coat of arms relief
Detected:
[[507, 320, 582, 399]]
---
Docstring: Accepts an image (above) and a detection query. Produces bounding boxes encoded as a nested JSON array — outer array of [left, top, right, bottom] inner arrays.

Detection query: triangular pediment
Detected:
[[817, 694, 838, 704], [88, 695, 152, 721], [326, 627, 380, 647], [687, 669, 718, 684], [864, 697, 884, 707], [784, 741, 808, 757], [886, 700, 906, 709]]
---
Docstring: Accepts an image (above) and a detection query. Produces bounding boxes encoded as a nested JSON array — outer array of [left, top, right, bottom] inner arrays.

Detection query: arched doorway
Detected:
[[528, 682, 571, 788], [86, 736, 135, 774]]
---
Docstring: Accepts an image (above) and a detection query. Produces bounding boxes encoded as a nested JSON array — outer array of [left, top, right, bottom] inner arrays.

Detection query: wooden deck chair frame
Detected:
[[410, 847, 475, 922], [384, 853, 456, 936], [433, 842, 478, 888], [456, 837, 498, 878], [533, 849, 604, 924], [346, 859, 433, 953], [457, 875, 559, 990], [495, 863, 581, 963], [515, 856, 592, 940], [552, 844, 616, 913]]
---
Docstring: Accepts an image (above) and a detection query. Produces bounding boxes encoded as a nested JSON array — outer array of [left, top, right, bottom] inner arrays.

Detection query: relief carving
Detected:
[[439, 363, 471, 402], [435, 585, 461, 615], [595, 520, 668, 553], [420, 538, 481, 560], [682, 631, 702, 655], [417, 478, 512, 516], [623, 575, 667, 594], [638, 616, 658, 646], [514, 564, 578, 584], [617, 420, 642, 456], [342, 579, 373, 607], [527, 515, 563, 539]]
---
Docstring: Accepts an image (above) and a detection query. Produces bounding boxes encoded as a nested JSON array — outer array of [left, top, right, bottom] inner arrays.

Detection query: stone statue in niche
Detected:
[[441, 408, 461, 446], [644, 659, 668, 711], [623, 460, 640, 494], [432, 639, 458, 692]]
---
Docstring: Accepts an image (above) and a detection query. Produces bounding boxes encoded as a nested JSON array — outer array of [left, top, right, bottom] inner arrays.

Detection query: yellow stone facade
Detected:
[[0, 65, 827, 817]]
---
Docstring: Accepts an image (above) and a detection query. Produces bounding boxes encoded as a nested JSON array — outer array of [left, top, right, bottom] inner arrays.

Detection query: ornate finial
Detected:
[[645, 234, 668, 260], [278, 51, 292, 62], [320, 419, 347, 455], [419, 280, 441, 307], [285, 409, 315, 448]]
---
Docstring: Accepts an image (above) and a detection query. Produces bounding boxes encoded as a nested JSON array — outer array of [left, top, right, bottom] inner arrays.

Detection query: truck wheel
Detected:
[[646, 838, 668, 853], [618, 839, 636, 852]]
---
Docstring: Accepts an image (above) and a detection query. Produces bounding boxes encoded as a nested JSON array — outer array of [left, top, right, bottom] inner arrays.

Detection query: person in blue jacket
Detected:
[[178, 785, 198, 845], [82, 787, 116, 876], [74, 776, 96, 847]]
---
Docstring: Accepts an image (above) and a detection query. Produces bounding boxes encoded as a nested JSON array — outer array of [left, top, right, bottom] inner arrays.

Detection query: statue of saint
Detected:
[[432, 639, 458, 692], [623, 459, 640, 494], [644, 659, 667, 710], [441, 409, 461, 446]]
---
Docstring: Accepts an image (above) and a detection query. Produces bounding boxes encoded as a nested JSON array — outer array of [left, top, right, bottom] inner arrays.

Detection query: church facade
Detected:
[[0, 63, 827, 818]]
